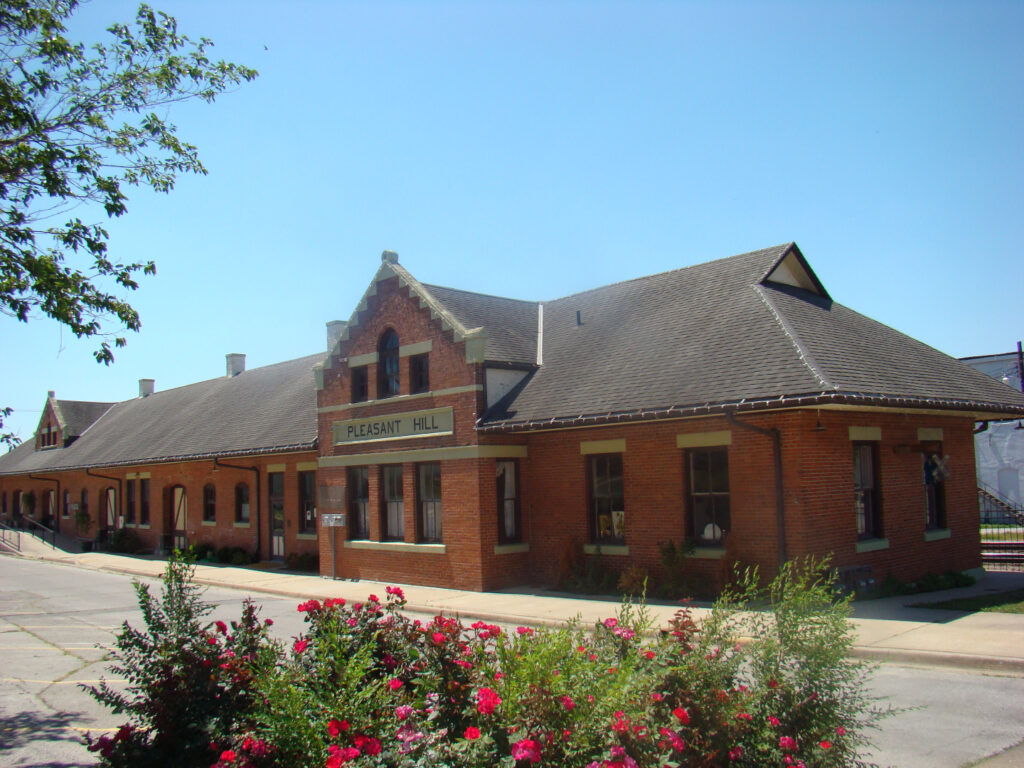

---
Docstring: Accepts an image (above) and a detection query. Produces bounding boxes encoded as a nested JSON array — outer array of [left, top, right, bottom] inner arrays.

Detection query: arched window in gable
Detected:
[[378, 328, 400, 398]]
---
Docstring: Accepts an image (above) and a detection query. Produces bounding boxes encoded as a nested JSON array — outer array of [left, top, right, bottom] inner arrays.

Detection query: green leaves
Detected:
[[0, 0, 256, 363]]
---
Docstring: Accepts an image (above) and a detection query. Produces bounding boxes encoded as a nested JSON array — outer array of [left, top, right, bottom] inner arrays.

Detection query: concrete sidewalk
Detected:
[[6, 530, 1024, 676]]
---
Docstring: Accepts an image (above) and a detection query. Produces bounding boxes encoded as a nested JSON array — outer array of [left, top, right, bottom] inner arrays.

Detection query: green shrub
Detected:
[[285, 551, 319, 572], [87, 557, 890, 767], [108, 528, 143, 554]]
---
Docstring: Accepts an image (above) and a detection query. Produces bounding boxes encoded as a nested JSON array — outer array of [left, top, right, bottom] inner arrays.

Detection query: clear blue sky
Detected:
[[4, 0, 1023, 444]]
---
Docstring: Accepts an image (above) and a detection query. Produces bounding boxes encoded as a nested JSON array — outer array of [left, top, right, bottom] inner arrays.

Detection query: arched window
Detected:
[[235, 483, 250, 524], [378, 328, 400, 398], [203, 483, 216, 523]]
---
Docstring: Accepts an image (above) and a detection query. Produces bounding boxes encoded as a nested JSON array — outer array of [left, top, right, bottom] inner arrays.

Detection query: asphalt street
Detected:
[[1, 555, 1023, 768]]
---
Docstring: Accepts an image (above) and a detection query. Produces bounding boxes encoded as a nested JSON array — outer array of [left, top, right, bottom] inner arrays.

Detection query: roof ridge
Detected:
[[548, 244, 793, 304], [753, 283, 835, 391]]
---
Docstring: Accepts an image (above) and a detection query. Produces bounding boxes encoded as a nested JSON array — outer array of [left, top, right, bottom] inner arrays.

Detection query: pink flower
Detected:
[[779, 735, 797, 752], [386, 585, 405, 599], [388, 678, 403, 690], [368, 594, 380, 603], [603, 618, 618, 629], [395, 704, 414, 721], [736, 712, 752, 721], [431, 632, 446, 645], [511, 738, 542, 763], [650, 692, 663, 702], [327, 718, 349, 737], [672, 707, 690, 725], [293, 639, 309, 654], [729, 746, 743, 760], [560, 695, 575, 711], [836, 726, 847, 736], [611, 711, 630, 733], [264, 618, 274, 626], [516, 626, 534, 636], [220, 750, 237, 762], [819, 740, 832, 750], [642, 650, 656, 660], [476, 687, 502, 715], [353, 734, 381, 755], [215, 620, 228, 634], [297, 599, 321, 612], [768, 715, 781, 726], [465, 726, 481, 740]]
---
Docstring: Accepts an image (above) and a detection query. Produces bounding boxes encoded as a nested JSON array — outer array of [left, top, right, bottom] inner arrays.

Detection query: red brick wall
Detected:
[[0, 453, 318, 561]]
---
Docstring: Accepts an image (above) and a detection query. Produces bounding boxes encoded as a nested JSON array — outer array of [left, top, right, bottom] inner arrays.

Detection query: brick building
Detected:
[[4, 242, 1024, 592], [0, 353, 323, 563]]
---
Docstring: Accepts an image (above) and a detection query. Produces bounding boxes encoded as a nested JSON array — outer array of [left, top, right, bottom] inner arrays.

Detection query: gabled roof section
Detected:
[[0, 353, 324, 475], [51, 399, 115, 439], [421, 284, 538, 365], [330, 251, 479, 357], [327, 251, 539, 367], [476, 243, 1024, 431]]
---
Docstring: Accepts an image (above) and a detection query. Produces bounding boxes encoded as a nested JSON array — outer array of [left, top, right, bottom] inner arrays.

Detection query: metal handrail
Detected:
[[0, 521, 20, 552], [978, 480, 1022, 512], [20, 516, 56, 549]]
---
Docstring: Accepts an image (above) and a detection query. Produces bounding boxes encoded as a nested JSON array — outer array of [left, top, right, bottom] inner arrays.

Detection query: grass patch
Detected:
[[916, 588, 1024, 614]]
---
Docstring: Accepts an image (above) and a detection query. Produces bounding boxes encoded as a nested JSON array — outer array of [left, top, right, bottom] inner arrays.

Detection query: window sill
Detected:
[[924, 528, 951, 542], [856, 537, 890, 553], [201, 520, 217, 527], [344, 540, 446, 555], [233, 521, 251, 528], [296, 533, 317, 541], [583, 543, 629, 556], [494, 543, 529, 555], [689, 547, 727, 560], [138, 524, 151, 529]]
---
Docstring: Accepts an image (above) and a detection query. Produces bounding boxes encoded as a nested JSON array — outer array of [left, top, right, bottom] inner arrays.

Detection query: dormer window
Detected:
[[378, 329, 400, 398]]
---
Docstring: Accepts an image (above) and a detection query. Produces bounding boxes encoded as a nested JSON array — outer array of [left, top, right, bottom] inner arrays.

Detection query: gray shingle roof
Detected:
[[421, 284, 538, 365], [52, 400, 115, 438], [476, 244, 1024, 429], [0, 353, 325, 474]]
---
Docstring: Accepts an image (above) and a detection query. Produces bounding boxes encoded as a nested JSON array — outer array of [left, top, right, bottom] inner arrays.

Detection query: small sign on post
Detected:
[[321, 513, 346, 527]]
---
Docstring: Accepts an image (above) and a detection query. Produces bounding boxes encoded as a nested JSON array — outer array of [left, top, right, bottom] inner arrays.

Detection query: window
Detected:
[[80, 489, 88, 521], [12, 490, 21, 517], [125, 480, 136, 524], [347, 467, 369, 539], [853, 443, 881, 540], [378, 329, 400, 398], [299, 470, 317, 534], [2, 491, 7, 519], [688, 448, 730, 545], [417, 462, 442, 542], [235, 483, 250, 523], [139, 479, 150, 525], [104, 487, 117, 528], [590, 454, 624, 544], [203, 483, 216, 523], [382, 465, 404, 540], [351, 365, 368, 403], [62, 489, 70, 518], [409, 353, 429, 394], [44, 489, 55, 522], [497, 460, 521, 543], [923, 443, 947, 530]]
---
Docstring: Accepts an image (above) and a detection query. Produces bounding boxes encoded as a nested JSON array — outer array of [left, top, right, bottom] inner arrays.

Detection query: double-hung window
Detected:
[[589, 454, 624, 544], [688, 447, 730, 545], [378, 329, 400, 398], [409, 353, 429, 394], [125, 480, 136, 525], [853, 443, 881, 539], [351, 366, 368, 403], [347, 467, 369, 540], [203, 484, 216, 523], [298, 471, 317, 534], [417, 462, 442, 543], [497, 460, 521, 543], [382, 465, 404, 540], [139, 479, 150, 525], [235, 483, 250, 524], [923, 443, 946, 531]]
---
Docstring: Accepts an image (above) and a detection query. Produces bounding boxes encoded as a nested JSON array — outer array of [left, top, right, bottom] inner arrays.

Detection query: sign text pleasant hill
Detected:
[[333, 407, 454, 445]]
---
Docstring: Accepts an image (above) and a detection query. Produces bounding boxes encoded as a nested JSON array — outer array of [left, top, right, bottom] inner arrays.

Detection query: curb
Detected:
[[10, 547, 1024, 677]]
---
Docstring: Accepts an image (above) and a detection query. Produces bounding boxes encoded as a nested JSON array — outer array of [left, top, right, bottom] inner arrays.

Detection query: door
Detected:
[[172, 486, 188, 551]]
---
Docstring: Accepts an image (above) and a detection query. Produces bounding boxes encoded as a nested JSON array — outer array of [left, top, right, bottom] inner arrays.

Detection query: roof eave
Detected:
[[475, 391, 1024, 433]]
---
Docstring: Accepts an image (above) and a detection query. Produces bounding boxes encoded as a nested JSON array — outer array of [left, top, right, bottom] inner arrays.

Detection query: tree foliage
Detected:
[[0, 0, 256, 447]]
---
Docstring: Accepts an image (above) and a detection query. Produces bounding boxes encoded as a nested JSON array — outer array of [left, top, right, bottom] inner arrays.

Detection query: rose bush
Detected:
[[87, 557, 888, 767]]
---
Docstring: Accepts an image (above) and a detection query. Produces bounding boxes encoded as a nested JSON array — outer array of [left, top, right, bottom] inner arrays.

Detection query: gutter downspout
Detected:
[[28, 474, 60, 533], [85, 469, 122, 544], [214, 458, 261, 560], [725, 410, 787, 568]]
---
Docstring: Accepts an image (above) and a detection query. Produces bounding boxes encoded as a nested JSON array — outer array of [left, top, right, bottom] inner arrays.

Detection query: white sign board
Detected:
[[321, 513, 346, 527]]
